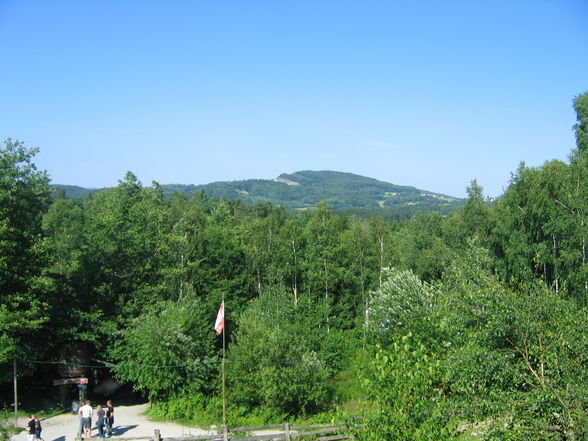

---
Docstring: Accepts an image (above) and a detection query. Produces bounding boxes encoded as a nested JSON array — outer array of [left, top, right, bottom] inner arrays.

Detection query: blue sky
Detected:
[[0, 1, 586, 198]]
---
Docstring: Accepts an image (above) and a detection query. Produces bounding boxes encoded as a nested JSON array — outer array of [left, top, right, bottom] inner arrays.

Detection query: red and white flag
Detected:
[[214, 301, 225, 335]]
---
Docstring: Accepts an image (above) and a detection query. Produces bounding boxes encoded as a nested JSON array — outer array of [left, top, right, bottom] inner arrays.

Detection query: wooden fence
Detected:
[[102, 422, 353, 441]]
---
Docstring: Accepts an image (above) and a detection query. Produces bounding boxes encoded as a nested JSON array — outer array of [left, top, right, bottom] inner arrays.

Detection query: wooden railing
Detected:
[[106, 422, 353, 441]]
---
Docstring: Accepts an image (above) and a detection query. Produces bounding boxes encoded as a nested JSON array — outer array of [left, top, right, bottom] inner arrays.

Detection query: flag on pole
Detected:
[[214, 301, 225, 335]]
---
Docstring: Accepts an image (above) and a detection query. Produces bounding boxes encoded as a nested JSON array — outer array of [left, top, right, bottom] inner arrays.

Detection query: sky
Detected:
[[0, 1, 587, 198]]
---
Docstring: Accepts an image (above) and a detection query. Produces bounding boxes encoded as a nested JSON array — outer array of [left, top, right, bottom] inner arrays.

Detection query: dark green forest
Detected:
[[1, 92, 588, 440], [53, 169, 464, 221]]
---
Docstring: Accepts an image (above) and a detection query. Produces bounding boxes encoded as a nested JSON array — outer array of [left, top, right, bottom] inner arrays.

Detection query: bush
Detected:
[[368, 267, 437, 345], [227, 288, 330, 417], [354, 335, 455, 441], [112, 296, 217, 401]]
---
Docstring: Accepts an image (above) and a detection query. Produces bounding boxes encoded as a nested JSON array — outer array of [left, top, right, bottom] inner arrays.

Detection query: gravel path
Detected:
[[12, 404, 214, 441]]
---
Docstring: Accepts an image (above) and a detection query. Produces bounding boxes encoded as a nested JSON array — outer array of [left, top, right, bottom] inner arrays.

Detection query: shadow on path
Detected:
[[50, 436, 66, 441], [111, 425, 138, 437]]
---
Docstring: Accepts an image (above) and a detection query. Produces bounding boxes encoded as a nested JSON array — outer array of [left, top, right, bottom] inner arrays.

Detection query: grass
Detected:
[[145, 368, 366, 431], [0, 406, 68, 421]]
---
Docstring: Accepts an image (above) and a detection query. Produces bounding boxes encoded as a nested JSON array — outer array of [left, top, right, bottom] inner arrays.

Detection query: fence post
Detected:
[[284, 423, 291, 441], [154, 429, 160, 441], [222, 424, 228, 441]]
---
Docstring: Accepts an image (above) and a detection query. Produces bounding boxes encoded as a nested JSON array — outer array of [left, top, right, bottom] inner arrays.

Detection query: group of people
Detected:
[[24, 415, 42, 441], [77, 400, 115, 439]]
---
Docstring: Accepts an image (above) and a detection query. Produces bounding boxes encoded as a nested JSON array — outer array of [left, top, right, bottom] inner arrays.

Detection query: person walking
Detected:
[[96, 405, 106, 439], [34, 415, 43, 441], [78, 400, 93, 439], [24, 415, 36, 441]]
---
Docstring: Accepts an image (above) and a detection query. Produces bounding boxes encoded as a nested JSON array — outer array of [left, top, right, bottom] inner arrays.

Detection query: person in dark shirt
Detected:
[[105, 400, 114, 437], [34, 415, 43, 441], [24, 415, 35, 441], [96, 405, 106, 439]]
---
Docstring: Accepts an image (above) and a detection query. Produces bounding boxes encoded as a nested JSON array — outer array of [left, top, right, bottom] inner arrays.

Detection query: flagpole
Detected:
[[221, 293, 227, 432], [214, 296, 227, 438]]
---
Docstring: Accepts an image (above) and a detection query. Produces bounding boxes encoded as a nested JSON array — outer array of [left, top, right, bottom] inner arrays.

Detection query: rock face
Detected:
[[273, 177, 300, 186]]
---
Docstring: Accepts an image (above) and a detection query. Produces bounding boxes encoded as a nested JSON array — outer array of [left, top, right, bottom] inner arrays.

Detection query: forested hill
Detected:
[[54, 170, 464, 216]]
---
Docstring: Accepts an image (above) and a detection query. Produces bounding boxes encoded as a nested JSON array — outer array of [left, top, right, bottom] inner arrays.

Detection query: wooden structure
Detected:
[[52, 377, 88, 386], [53, 377, 88, 404], [80, 422, 354, 441]]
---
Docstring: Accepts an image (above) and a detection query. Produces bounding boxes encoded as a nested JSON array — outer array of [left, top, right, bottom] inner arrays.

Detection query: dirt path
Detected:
[[12, 404, 214, 441]]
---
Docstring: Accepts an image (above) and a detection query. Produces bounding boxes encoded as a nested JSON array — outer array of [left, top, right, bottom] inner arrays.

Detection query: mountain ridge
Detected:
[[52, 170, 464, 218]]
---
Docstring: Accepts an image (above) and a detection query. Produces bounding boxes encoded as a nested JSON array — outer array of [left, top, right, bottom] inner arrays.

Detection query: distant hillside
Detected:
[[51, 184, 96, 199], [52, 170, 464, 217], [160, 170, 463, 213]]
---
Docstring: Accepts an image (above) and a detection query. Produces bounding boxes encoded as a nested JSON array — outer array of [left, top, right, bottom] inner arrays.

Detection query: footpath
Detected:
[[12, 404, 214, 441]]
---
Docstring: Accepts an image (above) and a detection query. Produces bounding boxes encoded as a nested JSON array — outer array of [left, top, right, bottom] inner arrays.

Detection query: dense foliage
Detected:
[[227, 290, 330, 416], [53, 169, 464, 219], [0, 139, 51, 380], [1, 92, 587, 440]]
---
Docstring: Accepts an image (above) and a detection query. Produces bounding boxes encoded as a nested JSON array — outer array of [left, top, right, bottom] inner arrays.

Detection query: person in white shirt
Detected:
[[78, 401, 93, 439]]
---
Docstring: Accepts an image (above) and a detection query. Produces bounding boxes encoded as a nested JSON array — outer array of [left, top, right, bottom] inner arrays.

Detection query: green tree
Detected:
[[355, 335, 453, 441], [368, 267, 436, 345], [436, 244, 522, 414], [282, 217, 304, 305], [395, 211, 450, 281], [437, 244, 588, 439], [572, 91, 588, 156], [444, 179, 494, 251], [492, 162, 539, 286], [113, 296, 216, 401], [340, 220, 378, 335], [302, 202, 349, 328], [227, 289, 330, 416], [42, 197, 96, 353], [563, 152, 588, 302], [239, 203, 290, 296], [0, 139, 51, 377], [155, 192, 207, 302], [83, 173, 167, 324], [493, 158, 588, 301], [368, 217, 396, 288], [193, 200, 250, 317]]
